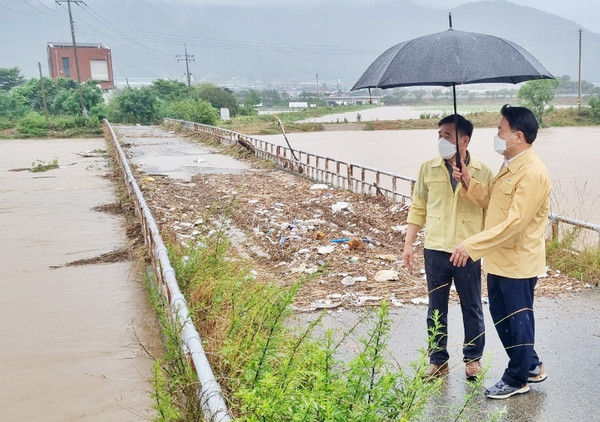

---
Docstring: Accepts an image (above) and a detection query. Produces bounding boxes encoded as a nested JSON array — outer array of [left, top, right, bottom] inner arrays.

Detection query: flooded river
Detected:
[[0, 138, 160, 421]]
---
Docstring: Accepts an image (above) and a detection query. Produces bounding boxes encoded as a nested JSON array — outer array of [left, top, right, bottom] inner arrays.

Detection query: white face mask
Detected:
[[438, 137, 456, 160], [493, 133, 517, 155]]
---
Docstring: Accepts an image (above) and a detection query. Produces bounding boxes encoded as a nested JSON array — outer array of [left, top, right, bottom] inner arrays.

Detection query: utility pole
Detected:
[[176, 44, 195, 89], [38, 62, 50, 125], [578, 28, 582, 109], [315, 73, 319, 98], [56, 0, 87, 118]]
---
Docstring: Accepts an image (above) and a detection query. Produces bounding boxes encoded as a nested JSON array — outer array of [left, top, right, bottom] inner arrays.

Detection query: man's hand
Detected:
[[403, 244, 415, 271], [450, 243, 471, 267], [452, 153, 471, 189]]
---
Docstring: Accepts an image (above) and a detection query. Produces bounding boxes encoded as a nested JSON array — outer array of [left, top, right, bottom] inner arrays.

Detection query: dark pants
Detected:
[[488, 273, 542, 387], [424, 249, 485, 365]]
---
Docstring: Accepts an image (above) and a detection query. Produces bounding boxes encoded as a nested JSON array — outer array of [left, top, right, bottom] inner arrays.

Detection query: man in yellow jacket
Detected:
[[451, 105, 550, 399], [403, 114, 493, 380]]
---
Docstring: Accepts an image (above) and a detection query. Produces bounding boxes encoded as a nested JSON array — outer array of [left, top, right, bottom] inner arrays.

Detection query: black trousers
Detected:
[[488, 273, 542, 387], [424, 249, 485, 365]]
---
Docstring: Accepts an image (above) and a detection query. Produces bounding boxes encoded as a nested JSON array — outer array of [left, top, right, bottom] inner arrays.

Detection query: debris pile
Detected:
[[139, 167, 584, 311]]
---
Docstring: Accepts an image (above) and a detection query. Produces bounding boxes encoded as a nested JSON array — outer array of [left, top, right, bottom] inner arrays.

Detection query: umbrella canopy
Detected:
[[351, 23, 554, 170], [351, 28, 554, 91]]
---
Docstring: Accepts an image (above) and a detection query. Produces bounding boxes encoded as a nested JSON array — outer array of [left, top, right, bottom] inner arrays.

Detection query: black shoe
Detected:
[[484, 380, 530, 399], [528, 364, 547, 383]]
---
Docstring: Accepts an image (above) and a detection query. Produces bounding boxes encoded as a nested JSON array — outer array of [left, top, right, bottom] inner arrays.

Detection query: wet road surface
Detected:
[[0, 138, 160, 421], [300, 290, 600, 421]]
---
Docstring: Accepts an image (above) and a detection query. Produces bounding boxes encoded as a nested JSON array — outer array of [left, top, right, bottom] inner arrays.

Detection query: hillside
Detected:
[[2, 1, 597, 85]]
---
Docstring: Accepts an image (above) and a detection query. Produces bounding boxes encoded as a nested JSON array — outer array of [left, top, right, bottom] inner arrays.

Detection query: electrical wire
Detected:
[[0, 3, 35, 14], [22, 0, 56, 15], [63, 3, 382, 56]]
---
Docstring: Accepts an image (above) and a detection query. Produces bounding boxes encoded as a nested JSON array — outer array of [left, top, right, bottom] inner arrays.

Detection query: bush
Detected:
[[110, 87, 162, 124], [164, 98, 220, 125], [17, 112, 47, 136], [588, 95, 600, 120]]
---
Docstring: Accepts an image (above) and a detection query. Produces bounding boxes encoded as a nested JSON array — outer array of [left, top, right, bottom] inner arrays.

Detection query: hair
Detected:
[[438, 114, 473, 139], [500, 104, 538, 144]]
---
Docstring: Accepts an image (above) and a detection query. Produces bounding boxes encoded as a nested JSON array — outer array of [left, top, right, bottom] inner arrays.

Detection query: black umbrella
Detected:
[[351, 15, 554, 167]]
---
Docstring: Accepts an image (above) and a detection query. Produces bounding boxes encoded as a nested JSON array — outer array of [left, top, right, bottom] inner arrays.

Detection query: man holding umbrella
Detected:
[[403, 114, 493, 380], [450, 105, 550, 399]]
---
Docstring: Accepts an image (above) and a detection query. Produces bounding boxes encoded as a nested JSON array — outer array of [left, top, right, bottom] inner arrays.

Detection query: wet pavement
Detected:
[[300, 290, 600, 421], [0, 138, 161, 421], [116, 125, 252, 181]]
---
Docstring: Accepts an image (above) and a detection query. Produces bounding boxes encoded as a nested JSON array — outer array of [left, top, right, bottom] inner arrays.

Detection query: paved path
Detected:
[[302, 290, 600, 421], [0, 138, 160, 421]]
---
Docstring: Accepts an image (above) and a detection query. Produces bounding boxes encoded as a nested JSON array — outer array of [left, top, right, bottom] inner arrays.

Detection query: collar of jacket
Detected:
[[430, 152, 478, 169], [503, 147, 536, 175]]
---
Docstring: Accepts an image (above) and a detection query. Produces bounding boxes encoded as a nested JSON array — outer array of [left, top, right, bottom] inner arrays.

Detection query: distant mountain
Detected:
[[2, 0, 597, 87]]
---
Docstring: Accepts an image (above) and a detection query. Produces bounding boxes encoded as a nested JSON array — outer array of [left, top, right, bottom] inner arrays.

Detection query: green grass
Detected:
[[149, 203, 500, 421], [546, 232, 600, 285]]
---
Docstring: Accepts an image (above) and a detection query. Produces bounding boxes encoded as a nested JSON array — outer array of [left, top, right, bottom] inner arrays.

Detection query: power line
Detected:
[[23, 0, 56, 15], [78, 5, 173, 57], [0, 3, 35, 14], [34, 0, 58, 12], [57, 15, 381, 55]]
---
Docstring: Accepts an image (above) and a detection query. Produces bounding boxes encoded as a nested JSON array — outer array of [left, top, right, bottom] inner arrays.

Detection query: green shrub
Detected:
[[588, 95, 600, 120], [164, 98, 220, 125], [17, 112, 47, 136], [110, 87, 162, 124]]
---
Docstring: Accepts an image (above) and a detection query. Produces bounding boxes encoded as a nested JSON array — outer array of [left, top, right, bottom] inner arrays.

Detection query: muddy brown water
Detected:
[[0, 138, 160, 421]]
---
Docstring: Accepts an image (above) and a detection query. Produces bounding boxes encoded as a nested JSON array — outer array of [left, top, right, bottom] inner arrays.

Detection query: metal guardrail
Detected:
[[164, 118, 417, 203], [103, 119, 231, 422], [549, 212, 600, 247], [164, 117, 600, 247]]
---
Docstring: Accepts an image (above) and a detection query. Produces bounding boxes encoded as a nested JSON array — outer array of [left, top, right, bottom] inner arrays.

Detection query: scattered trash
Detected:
[[348, 256, 359, 263], [377, 254, 398, 262], [310, 184, 329, 190], [374, 270, 399, 282], [296, 248, 310, 254], [392, 224, 408, 234], [279, 236, 286, 244], [390, 296, 404, 307], [341, 276, 355, 286], [248, 199, 259, 204], [358, 295, 382, 305], [316, 230, 326, 240], [309, 299, 342, 309], [331, 202, 353, 213], [348, 238, 367, 250], [411, 297, 429, 305], [331, 238, 350, 243], [354, 276, 367, 282], [317, 245, 335, 255]]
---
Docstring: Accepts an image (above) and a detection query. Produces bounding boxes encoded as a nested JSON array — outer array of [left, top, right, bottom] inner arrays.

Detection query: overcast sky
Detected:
[[177, 0, 599, 33]]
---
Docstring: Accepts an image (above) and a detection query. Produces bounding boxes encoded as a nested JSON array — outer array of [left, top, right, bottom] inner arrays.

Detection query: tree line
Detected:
[[2, 66, 600, 136]]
